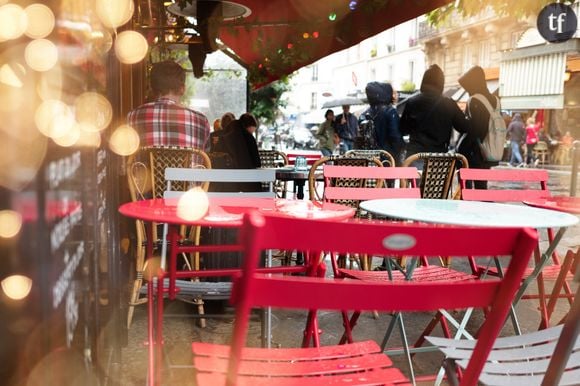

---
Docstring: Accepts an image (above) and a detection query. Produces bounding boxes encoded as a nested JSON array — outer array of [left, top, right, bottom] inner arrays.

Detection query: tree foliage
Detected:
[[427, 0, 577, 26], [249, 78, 291, 126]]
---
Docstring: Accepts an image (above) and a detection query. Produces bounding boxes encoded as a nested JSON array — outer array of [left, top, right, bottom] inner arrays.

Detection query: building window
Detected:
[[463, 45, 472, 72], [387, 64, 393, 82], [370, 67, 376, 81], [310, 92, 317, 110], [409, 61, 415, 84], [479, 40, 491, 68], [311, 65, 318, 81]]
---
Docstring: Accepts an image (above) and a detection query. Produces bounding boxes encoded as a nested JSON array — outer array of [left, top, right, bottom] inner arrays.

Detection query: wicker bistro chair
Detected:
[[402, 152, 469, 199], [258, 149, 289, 197], [126, 147, 212, 328], [459, 168, 577, 330], [191, 211, 538, 386], [145, 146, 212, 199], [427, 259, 580, 386], [126, 155, 152, 328], [345, 149, 396, 167], [308, 155, 383, 209]]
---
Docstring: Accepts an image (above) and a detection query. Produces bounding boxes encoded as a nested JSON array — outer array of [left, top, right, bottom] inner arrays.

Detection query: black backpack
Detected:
[[354, 108, 381, 150]]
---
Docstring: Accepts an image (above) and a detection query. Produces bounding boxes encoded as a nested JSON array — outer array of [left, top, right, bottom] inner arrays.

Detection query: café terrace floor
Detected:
[[115, 165, 580, 386]]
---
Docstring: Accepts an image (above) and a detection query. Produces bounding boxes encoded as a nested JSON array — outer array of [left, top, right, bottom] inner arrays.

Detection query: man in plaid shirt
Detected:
[[127, 61, 210, 151]]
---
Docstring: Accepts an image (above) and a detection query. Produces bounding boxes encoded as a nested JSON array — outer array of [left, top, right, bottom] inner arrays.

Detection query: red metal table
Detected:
[[523, 196, 580, 215], [119, 197, 355, 385]]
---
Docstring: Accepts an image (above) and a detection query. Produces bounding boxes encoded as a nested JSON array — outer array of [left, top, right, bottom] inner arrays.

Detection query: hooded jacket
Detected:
[[400, 65, 469, 156], [360, 82, 404, 160], [457, 65, 498, 168], [507, 114, 525, 143]]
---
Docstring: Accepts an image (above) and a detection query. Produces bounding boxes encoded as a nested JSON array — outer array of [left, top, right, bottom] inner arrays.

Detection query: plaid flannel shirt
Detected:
[[127, 97, 210, 151]]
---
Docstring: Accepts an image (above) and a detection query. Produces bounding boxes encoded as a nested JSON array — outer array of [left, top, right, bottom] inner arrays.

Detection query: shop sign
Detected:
[[537, 3, 578, 43]]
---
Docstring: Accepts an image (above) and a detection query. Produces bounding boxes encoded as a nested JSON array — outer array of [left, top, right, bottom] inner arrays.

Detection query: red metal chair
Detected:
[[191, 211, 537, 386], [321, 164, 420, 271], [459, 168, 576, 329]]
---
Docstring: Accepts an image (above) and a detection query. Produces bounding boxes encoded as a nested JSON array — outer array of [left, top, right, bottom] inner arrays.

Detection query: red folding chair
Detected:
[[320, 164, 420, 271], [459, 168, 576, 329], [191, 211, 537, 386]]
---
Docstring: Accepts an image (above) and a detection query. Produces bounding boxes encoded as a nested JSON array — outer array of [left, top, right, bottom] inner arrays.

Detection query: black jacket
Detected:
[[457, 66, 497, 168], [401, 93, 469, 155], [212, 120, 262, 192]]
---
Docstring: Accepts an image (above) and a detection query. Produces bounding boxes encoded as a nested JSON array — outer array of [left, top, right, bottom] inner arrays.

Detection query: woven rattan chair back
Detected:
[[258, 149, 289, 167], [258, 150, 289, 197], [308, 155, 383, 209], [145, 147, 212, 198], [402, 152, 468, 199], [345, 149, 395, 167], [126, 154, 151, 328]]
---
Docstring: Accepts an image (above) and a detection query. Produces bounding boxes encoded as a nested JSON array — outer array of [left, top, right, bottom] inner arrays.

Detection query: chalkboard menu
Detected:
[[1, 140, 121, 385]]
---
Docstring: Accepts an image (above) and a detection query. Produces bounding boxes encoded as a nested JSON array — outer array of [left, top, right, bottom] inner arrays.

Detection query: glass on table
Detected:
[[294, 156, 308, 171]]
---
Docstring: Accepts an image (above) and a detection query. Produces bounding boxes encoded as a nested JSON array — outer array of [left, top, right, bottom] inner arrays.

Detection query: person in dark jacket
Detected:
[[400, 64, 470, 165], [457, 65, 498, 189], [360, 81, 404, 163], [506, 113, 525, 166], [214, 113, 262, 192]]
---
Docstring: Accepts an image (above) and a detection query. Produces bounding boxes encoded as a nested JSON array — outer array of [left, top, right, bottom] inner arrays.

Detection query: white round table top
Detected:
[[360, 198, 579, 229]]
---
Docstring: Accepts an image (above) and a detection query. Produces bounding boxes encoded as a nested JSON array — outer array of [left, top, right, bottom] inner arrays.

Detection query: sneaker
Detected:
[[534, 159, 540, 167], [517, 162, 526, 168]]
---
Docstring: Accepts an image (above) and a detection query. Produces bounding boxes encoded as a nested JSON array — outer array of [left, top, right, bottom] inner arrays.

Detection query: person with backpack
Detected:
[[400, 64, 470, 168], [457, 65, 505, 189], [359, 81, 404, 163]]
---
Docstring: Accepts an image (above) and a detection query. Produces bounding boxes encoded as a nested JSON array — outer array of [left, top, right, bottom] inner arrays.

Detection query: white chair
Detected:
[[162, 167, 276, 339], [163, 168, 276, 199]]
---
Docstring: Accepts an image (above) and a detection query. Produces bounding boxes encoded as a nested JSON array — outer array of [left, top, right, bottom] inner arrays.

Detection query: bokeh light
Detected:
[[1, 275, 32, 300], [24, 4, 54, 39], [37, 66, 63, 101], [109, 124, 139, 156], [0, 4, 27, 41], [328, 12, 337, 21], [52, 123, 81, 147], [75, 130, 102, 148], [176, 188, 209, 221], [0, 210, 22, 238], [114, 30, 148, 64], [35, 100, 75, 139], [349, 1, 358, 11], [0, 62, 25, 88], [74, 92, 112, 132], [96, 0, 134, 29], [25, 39, 58, 72]]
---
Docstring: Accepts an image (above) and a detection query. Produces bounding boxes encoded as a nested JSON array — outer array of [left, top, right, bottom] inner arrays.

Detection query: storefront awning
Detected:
[[213, 0, 453, 88], [499, 39, 580, 109]]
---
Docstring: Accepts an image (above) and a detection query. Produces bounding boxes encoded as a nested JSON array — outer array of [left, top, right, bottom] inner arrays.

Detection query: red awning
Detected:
[[215, 0, 453, 88]]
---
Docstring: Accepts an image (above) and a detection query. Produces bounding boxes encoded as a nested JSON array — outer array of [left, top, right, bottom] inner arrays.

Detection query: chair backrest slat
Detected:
[[164, 168, 276, 199], [226, 212, 538, 386], [321, 165, 420, 205], [459, 168, 550, 202]]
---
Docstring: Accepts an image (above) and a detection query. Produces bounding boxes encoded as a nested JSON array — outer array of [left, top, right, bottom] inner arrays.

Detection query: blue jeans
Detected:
[[320, 148, 333, 157], [342, 139, 354, 151], [510, 141, 523, 164]]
